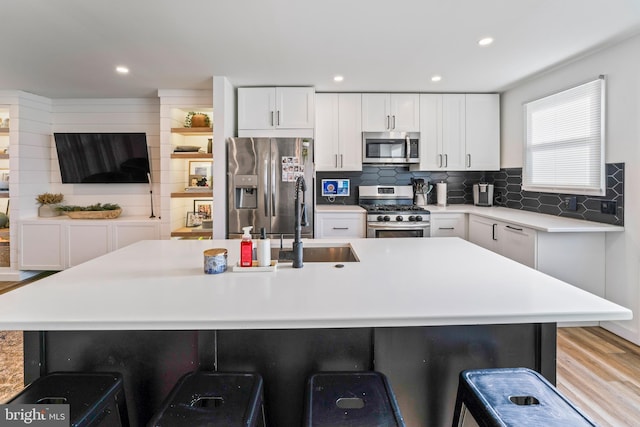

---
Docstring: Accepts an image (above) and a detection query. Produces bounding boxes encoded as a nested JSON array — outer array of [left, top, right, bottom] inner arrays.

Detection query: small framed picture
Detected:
[[189, 161, 212, 181], [188, 174, 209, 187], [185, 211, 202, 227], [194, 199, 213, 219]]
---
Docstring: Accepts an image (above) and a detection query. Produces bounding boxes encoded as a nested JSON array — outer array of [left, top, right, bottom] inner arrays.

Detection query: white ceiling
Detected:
[[2, 0, 640, 98]]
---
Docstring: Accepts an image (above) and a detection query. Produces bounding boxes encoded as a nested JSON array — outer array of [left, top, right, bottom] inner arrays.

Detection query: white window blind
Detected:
[[523, 77, 605, 196]]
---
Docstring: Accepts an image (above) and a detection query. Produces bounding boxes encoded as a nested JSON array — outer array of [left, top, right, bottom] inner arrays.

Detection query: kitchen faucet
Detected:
[[278, 175, 308, 268]]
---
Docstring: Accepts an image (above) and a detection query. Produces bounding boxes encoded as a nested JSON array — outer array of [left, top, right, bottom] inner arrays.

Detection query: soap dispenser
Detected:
[[240, 226, 253, 267], [256, 227, 271, 267]]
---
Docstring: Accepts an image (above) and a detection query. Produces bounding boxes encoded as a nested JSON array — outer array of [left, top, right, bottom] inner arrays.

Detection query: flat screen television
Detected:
[[54, 133, 150, 183]]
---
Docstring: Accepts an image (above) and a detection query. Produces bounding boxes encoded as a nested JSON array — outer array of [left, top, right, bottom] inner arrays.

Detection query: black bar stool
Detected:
[[304, 371, 405, 427], [147, 371, 265, 427], [8, 371, 129, 427], [452, 367, 597, 427]]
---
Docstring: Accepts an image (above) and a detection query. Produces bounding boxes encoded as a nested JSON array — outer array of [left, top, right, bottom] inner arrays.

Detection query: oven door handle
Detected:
[[367, 223, 430, 229]]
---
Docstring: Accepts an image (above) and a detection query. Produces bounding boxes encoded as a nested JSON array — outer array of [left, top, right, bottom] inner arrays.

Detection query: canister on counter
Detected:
[[204, 248, 227, 274]]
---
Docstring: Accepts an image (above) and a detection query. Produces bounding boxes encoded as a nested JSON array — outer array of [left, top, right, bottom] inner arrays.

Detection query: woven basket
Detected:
[[64, 209, 122, 219]]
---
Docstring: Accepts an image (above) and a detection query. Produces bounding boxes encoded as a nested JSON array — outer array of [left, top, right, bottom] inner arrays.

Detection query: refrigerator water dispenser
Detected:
[[235, 175, 258, 209]]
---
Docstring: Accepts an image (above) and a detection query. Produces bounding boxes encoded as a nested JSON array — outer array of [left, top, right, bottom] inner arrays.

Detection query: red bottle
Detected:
[[240, 226, 253, 267]]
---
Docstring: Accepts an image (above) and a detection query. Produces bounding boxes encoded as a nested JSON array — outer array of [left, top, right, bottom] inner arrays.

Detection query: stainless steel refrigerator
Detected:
[[227, 137, 314, 238]]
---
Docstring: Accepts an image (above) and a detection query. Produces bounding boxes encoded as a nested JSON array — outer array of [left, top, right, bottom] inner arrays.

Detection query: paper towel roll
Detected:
[[436, 182, 447, 207]]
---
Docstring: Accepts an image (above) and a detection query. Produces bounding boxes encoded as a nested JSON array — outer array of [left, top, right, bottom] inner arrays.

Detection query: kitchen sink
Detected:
[[272, 244, 359, 263]]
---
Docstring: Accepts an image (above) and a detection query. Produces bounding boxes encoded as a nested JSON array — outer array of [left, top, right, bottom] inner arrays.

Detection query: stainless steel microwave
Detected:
[[362, 132, 420, 164]]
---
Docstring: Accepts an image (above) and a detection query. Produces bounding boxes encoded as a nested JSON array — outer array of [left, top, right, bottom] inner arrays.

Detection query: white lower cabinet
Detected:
[[66, 223, 111, 268], [430, 213, 467, 239], [20, 219, 160, 270], [468, 214, 536, 268], [315, 212, 366, 238], [19, 222, 66, 270], [468, 214, 605, 302]]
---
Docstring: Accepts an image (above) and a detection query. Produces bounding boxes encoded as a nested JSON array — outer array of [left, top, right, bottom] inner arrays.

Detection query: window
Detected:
[[523, 77, 605, 196]]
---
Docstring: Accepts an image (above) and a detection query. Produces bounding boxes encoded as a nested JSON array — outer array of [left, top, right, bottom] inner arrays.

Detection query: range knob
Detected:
[[377, 215, 384, 222], [396, 215, 403, 222], [408, 215, 416, 222], [415, 215, 423, 222], [383, 215, 391, 222]]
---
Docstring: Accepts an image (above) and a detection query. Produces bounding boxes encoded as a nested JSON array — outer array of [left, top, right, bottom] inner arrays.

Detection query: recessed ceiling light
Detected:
[[431, 75, 442, 82], [115, 66, 129, 74], [333, 75, 344, 82], [478, 37, 494, 47]]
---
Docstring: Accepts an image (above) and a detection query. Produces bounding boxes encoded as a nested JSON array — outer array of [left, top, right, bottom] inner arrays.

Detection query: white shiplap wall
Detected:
[[0, 90, 52, 276], [50, 98, 160, 217]]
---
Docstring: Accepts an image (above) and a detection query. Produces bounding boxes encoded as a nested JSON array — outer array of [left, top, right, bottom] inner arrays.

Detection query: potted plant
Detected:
[[184, 112, 211, 128], [36, 193, 64, 217]]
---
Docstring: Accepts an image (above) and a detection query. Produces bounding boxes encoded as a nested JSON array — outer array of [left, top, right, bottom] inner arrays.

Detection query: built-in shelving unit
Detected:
[[167, 114, 214, 239]]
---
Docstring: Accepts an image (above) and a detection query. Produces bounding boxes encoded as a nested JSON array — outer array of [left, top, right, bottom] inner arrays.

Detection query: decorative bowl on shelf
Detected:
[[64, 209, 122, 219]]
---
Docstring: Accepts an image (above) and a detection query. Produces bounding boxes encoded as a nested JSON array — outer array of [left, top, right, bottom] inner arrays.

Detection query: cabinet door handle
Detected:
[[276, 110, 280, 126], [332, 227, 349, 230], [439, 227, 455, 230], [270, 111, 274, 127], [340, 154, 343, 168], [467, 154, 471, 168], [438, 154, 443, 168], [506, 225, 524, 232], [444, 154, 448, 167], [386, 115, 390, 130], [392, 115, 396, 129], [335, 154, 338, 168], [492, 223, 498, 240]]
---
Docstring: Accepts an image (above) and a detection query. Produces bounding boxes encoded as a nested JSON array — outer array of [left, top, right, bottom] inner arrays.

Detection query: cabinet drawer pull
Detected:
[[439, 227, 455, 230], [492, 223, 497, 240], [332, 227, 349, 230], [506, 225, 524, 232]]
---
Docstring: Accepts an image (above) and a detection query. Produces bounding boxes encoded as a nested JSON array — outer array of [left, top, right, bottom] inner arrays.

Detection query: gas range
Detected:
[[359, 185, 431, 238], [362, 204, 429, 223]]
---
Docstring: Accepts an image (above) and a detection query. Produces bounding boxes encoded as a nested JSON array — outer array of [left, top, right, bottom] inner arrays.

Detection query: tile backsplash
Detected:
[[316, 163, 624, 226]]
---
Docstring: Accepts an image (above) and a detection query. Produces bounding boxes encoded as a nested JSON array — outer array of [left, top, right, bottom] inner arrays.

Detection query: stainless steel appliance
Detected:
[[359, 185, 430, 238], [362, 132, 420, 164], [227, 137, 314, 238], [473, 183, 494, 207]]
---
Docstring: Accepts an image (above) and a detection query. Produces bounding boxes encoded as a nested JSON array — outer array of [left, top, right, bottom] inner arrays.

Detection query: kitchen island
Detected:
[[0, 238, 631, 427]]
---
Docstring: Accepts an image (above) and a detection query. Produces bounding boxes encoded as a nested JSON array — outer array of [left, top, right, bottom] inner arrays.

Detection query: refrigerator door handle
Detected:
[[271, 151, 277, 216], [264, 157, 269, 217]]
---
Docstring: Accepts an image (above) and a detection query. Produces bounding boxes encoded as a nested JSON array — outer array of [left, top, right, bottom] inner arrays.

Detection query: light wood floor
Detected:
[[557, 326, 640, 426], [1, 325, 640, 424]]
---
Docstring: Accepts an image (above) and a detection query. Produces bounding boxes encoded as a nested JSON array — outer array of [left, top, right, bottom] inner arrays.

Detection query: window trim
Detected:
[[522, 76, 606, 196]]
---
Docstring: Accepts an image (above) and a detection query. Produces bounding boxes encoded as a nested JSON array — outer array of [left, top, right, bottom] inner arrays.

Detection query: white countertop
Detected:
[[427, 205, 623, 232], [0, 238, 630, 331], [315, 205, 366, 213]]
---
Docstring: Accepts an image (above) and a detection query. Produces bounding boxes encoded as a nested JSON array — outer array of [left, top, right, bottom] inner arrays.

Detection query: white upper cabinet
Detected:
[[465, 94, 500, 171], [362, 94, 419, 132], [441, 94, 467, 170], [315, 93, 362, 171], [238, 87, 315, 130], [413, 93, 499, 171]]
